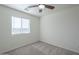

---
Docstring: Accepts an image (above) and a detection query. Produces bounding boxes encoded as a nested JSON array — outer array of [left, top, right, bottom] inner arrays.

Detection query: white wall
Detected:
[[0, 5, 40, 54], [40, 6, 79, 53]]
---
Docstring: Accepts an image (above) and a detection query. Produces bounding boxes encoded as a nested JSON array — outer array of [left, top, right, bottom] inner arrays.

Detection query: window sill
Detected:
[[12, 32, 30, 35]]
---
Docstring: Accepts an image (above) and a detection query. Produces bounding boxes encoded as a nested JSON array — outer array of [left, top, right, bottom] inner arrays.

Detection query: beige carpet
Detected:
[[3, 41, 79, 55]]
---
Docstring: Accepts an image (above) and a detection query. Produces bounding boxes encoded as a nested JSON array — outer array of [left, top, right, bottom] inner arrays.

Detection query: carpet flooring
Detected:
[[3, 41, 79, 55]]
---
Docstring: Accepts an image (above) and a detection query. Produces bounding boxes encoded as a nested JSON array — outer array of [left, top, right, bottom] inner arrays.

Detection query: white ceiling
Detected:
[[3, 4, 79, 17]]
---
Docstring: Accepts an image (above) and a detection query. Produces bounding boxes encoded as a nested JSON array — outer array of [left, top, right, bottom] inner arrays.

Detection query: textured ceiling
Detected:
[[3, 4, 79, 17]]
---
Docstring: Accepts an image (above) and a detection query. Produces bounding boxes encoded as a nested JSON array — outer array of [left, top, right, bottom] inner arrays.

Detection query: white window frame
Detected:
[[12, 16, 30, 35]]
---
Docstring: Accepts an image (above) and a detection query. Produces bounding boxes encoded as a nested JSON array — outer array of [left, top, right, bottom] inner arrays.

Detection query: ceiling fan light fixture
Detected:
[[39, 5, 45, 9]]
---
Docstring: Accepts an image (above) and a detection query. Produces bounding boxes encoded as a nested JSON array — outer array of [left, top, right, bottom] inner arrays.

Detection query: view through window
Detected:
[[12, 16, 30, 34]]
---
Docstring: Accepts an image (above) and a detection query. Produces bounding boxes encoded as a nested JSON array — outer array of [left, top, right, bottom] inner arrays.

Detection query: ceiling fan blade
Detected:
[[25, 5, 38, 10], [27, 5, 38, 8], [44, 5, 55, 9]]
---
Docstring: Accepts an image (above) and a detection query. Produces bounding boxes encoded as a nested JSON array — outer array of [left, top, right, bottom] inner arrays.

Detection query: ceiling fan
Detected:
[[24, 4, 55, 13]]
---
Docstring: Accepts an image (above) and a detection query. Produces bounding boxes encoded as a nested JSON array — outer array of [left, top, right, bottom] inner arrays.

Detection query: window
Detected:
[[12, 16, 30, 34]]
